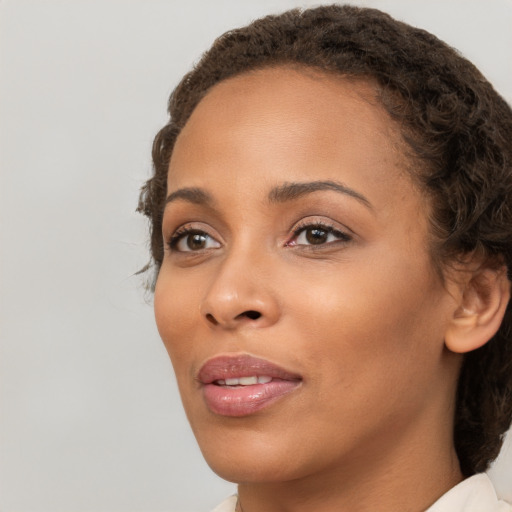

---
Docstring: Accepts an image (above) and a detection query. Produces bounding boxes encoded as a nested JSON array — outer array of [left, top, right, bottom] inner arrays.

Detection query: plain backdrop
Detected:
[[0, 0, 511, 511]]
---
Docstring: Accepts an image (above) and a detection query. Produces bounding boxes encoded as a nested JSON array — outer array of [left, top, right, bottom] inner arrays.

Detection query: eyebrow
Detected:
[[164, 180, 372, 210], [165, 187, 213, 206], [268, 180, 372, 209]]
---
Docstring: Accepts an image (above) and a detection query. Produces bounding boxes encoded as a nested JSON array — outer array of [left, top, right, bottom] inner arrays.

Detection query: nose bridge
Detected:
[[200, 241, 279, 328]]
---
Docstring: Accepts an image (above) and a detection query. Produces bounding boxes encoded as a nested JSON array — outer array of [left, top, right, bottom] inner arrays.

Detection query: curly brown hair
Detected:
[[138, 5, 512, 477]]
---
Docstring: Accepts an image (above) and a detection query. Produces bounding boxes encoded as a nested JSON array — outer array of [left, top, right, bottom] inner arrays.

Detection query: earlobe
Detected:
[[445, 266, 511, 354]]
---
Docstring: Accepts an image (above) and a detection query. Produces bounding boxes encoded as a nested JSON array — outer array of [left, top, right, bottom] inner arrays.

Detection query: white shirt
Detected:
[[211, 474, 511, 512], [426, 474, 511, 512]]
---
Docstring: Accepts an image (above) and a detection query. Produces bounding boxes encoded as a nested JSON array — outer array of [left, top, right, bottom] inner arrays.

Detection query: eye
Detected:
[[287, 223, 352, 247], [169, 228, 221, 252]]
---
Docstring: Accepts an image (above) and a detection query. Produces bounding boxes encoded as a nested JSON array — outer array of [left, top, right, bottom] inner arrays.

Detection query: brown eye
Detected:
[[187, 233, 208, 250], [170, 229, 221, 252], [290, 223, 352, 247], [305, 227, 328, 244]]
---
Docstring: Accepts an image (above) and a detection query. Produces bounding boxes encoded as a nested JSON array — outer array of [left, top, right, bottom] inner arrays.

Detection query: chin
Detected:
[[193, 421, 309, 484], [204, 452, 303, 484]]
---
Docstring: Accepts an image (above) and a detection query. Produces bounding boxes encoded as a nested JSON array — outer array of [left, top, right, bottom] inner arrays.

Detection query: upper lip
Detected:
[[198, 354, 302, 384]]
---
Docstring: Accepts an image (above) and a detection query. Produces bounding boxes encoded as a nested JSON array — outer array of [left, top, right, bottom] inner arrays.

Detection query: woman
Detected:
[[138, 5, 512, 511]]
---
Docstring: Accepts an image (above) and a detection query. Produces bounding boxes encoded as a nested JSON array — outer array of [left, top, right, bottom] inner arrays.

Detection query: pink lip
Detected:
[[198, 354, 302, 417]]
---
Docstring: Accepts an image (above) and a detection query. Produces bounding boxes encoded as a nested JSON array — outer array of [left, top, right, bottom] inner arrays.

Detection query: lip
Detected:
[[198, 354, 302, 417]]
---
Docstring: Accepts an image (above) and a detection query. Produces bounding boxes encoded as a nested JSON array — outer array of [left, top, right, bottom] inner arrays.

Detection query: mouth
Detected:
[[198, 354, 302, 417]]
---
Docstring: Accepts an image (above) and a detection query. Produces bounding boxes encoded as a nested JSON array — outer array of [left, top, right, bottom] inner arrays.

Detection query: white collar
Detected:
[[426, 473, 511, 511], [211, 494, 237, 512]]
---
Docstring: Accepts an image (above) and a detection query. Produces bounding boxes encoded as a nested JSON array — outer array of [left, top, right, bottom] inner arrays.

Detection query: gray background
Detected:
[[1, 0, 511, 510]]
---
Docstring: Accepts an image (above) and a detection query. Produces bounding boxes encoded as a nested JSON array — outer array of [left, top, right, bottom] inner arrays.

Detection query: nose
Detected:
[[200, 252, 281, 330]]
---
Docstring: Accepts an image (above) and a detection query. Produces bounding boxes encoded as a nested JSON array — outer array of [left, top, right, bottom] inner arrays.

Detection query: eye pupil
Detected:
[[187, 233, 207, 250], [306, 227, 328, 244]]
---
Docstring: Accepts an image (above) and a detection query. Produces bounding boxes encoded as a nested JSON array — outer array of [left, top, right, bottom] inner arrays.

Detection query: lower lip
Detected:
[[202, 379, 301, 417]]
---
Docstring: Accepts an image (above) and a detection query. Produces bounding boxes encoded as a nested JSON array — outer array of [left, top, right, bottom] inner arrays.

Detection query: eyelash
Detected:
[[167, 221, 352, 253], [287, 221, 352, 249], [168, 225, 220, 253]]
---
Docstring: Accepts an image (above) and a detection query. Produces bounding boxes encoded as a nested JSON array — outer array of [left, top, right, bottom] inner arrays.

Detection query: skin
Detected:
[[154, 67, 465, 512]]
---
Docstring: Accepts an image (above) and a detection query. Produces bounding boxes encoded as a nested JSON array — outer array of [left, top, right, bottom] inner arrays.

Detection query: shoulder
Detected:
[[211, 495, 237, 512], [427, 474, 512, 512]]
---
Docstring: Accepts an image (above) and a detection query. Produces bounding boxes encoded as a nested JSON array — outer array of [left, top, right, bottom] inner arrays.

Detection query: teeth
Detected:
[[216, 376, 273, 386], [239, 376, 258, 385]]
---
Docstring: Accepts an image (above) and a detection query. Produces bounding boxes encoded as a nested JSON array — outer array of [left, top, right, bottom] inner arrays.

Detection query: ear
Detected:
[[445, 264, 510, 354]]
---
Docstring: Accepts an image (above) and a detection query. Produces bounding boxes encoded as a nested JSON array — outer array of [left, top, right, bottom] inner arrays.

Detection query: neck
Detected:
[[237, 413, 462, 512]]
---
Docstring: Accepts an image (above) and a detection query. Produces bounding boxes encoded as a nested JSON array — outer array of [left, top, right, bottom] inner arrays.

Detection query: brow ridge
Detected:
[[268, 180, 372, 208], [165, 187, 213, 206], [164, 180, 371, 210]]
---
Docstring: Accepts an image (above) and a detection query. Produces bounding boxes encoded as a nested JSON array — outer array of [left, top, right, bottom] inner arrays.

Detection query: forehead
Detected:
[[167, 66, 419, 213]]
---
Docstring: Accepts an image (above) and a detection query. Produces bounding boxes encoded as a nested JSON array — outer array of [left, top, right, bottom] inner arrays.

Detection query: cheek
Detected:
[[154, 270, 202, 372], [288, 251, 448, 390]]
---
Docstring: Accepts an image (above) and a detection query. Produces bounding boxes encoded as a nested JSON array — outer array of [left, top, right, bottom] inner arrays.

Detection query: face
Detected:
[[154, 67, 459, 484]]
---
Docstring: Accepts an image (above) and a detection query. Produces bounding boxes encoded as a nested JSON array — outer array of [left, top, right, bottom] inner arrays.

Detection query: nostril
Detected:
[[205, 313, 218, 325], [206, 310, 263, 325], [243, 310, 262, 320]]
